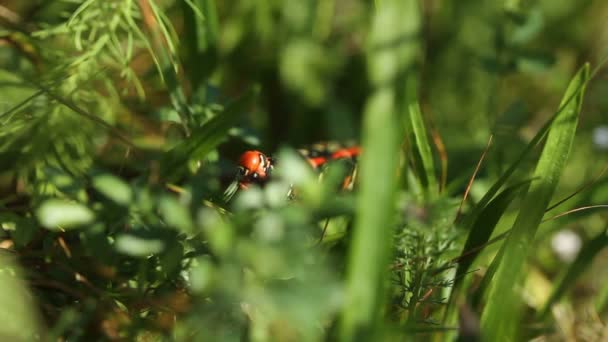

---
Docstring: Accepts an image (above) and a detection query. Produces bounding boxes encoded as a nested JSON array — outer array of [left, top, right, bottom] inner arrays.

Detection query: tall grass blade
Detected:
[[339, 79, 400, 342], [443, 181, 527, 337], [452, 181, 528, 291], [182, 0, 219, 90], [409, 101, 437, 198], [340, 0, 419, 340], [480, 64, 590, 340], [137, 0, 192, 135], [461, 70, 592, 229]]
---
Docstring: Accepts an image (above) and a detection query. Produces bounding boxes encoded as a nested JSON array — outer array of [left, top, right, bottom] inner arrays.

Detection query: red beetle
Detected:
[[331, 146, 361, 160], [237, 150, 274, 189], [236, 145, 361, 190]]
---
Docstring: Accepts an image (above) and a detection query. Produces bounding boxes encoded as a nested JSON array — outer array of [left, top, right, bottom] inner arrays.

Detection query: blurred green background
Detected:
[[1, 0, 608, 340]]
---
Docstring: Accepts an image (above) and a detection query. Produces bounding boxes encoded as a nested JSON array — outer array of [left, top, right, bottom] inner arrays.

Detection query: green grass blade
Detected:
[[443, 181, 527, 336], [472, 239, 506, 309], [137, 0, 192, 135], [596, 274, 608, 314], [182, 0, 219, 90], [480, 63, 590, 340], [538, 229, 608, 318], [340, 90, 400, 342], [453, 181, 529, 291], [409, 101, 438, 198], [461, 71, 592, 229], [340, 0, 419, 340], [160, 87, 258, 179]]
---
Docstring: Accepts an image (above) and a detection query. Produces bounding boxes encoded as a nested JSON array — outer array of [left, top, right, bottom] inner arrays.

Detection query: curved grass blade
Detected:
[[461, 66, 592, 230], [453, 180, 529, 290], [443, 180, 528, 335], [222, 178, 239, 203], [480, 63, 590, 341]]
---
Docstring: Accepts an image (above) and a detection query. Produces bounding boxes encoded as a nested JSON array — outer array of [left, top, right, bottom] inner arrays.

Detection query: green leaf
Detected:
[[115, 234, 165, 257], [0, 213, 38, 248], [182, 0, 219, 90], [158, 195, 194, 233], [92, 173, 132, 205], [160, 240, 185, 276], [189, 256, 216, 293], [135, 0, 192, 134], [409, 101, 437, 197], [443, 181, 528, 335], [480, 63, 590, 340], [36, 199, 95, 230], [460, 88, 588, 230], [11, 219, 38, 248], [448, 181, 529, 303], [0, 253, 44, 340]]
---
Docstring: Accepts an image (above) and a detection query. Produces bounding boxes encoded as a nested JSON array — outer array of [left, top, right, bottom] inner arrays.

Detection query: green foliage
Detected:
[[0, 252, 44, 340], [409, 101, 438, 199], [481, 64, 589, 340], [1, 0, 608, 341]]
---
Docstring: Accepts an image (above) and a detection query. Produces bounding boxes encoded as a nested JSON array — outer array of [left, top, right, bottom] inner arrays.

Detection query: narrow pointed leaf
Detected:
[[409, 101, 437, 197], [480, 64, 590, 340], [462, 69, 593, 229], [453, 181, 529, 291]]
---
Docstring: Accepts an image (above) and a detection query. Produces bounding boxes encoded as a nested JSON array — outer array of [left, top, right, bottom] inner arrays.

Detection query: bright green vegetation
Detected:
[[1, 0, 607, 341]]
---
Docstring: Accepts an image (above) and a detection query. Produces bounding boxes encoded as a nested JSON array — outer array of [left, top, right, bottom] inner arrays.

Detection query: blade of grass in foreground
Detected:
[[480, 64, 590, 341], [340, 0, 419, 340], [340, 92, 399, 341]]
